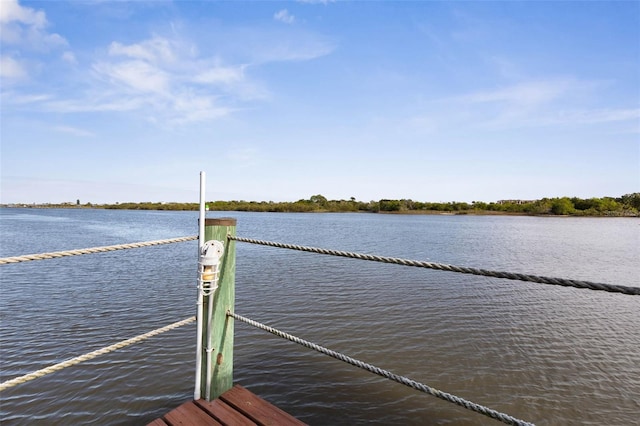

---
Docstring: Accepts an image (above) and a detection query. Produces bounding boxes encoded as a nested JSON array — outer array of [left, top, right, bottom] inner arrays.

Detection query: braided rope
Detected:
[[0, 316, 195, 391], [229, 236, 639, 296], [0, 236, 198, 265], [229, 311, 534, 426]]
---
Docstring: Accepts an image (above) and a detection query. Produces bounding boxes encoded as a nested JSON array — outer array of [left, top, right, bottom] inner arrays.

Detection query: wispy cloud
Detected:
[[274, 9, 295, 24], [0, 0, 43, 25], [227, 147, 261, 168], [534, 108, 640, 128], [296, 0, 335, 4], [43, 97, 144, 113], [86, 35, 245, 123], [47, 29, 331, 123], [93, 59, 171, 94], [0, 55, 27, 80], [576, 108, 640, 123], [3, 91, 52, 104], [412, 78, 639, 133], [2, 2, 335, 126], [193, 64, 246, 86], [443, 79, 623, 129], [248, 32, 335, 63], [0, 0, 68, 87], [169, 92, 234, 125], [0, 0, 67, 49], [455, 79, 586, 107], [61, 51, 77, 64], [108, 36, 177, 63], [52, 125, 95, 137], [1, 0, 45, 42]]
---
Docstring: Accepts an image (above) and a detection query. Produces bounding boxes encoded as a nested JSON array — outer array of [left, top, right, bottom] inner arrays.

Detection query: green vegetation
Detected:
[[5, 193, 639, 216], [105, 193, 639, 216]]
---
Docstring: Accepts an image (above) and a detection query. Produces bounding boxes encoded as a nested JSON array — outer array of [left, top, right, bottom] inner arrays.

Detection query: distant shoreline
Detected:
[[1, 208, 637, 218], [3, 193, 639, 217], [2, 196, 639, 218]]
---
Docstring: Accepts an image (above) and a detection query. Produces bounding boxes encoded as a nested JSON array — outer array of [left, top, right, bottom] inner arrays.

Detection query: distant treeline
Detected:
[[95, 193, 640, 216]]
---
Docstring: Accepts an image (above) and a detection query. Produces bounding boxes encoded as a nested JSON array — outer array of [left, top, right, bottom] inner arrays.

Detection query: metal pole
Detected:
[[194, 172, 206, 400], [205, 266, 214, 400]]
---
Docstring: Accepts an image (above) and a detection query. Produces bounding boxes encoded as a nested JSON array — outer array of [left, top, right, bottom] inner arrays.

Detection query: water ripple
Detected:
[[1, 210, 638, 425]]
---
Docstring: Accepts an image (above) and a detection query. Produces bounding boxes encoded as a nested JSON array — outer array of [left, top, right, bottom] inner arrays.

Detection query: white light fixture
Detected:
[[199, 240, 224, 295]]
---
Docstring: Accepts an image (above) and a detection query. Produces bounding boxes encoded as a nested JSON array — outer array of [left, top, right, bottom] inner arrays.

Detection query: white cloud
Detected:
[[422, 78, 638, 132], [93, 60, 170, 94], [60, 33, 271, 123], [193, 64, 246, 85], [457, 80, 579, 106], [0, 0, 46, 27], [3, 10, 333, 126], [227, 147, 261, 167], [108, 37, 178, 64], [62, 51, 77, 64], [0, 0, 69, 87], [41, 32, 67, 48], [45, 96, 145, 113], [274, 9, 295, 24], [405, 115, 439, 135], [53, 125, 95, 137], [4, 92, 52, 104], [251, 34, 335, 63], [534, 108, 640, 128], [169, 92, 233, 124], [85, 35, 236, 123], [0, 55, 27, 79], [0, 0, 67, 49], [443, 79, 616, 128], [296, 0, 335, 4]]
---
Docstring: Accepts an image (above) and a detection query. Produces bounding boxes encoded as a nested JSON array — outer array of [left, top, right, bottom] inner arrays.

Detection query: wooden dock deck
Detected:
[[148, 384, 307, 426]]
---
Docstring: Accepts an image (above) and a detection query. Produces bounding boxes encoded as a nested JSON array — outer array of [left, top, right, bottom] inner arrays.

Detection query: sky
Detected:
[[1, 0, 638, 204]]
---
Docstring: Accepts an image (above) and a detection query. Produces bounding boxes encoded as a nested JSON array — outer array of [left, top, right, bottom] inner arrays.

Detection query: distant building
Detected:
[[497, 199, 536, 205]]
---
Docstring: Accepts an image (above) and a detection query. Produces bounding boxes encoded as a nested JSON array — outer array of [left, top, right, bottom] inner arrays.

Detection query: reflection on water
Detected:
[[1, 209, 639, 425]]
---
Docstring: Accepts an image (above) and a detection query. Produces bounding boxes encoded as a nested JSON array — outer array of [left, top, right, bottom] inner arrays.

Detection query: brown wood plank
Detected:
[[163, 401, 223, 426], [219, 385, 307, 426], [195, 398, 258, 426], [147, 419, 169, 426]]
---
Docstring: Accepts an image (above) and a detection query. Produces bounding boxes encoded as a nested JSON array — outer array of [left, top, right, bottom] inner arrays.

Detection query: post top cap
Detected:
[[204, 217, 237, 226]]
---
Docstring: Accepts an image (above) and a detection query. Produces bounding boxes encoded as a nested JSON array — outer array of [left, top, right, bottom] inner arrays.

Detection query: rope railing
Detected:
[[0, 237, 201, 392], [0, 316, 196, 392], [3, 234, 635, 296], [229, 235, 640, 296], [0, 231, 633, 421], [0, 236, 198, 265], [229, 311, 535, 426]]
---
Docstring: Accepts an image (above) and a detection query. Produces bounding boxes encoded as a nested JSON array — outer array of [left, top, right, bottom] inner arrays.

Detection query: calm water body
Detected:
[[1, 208, 638, 425]]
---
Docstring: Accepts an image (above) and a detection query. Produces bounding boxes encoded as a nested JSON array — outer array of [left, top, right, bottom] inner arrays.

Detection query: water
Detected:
[[1, 208, 638, 425]]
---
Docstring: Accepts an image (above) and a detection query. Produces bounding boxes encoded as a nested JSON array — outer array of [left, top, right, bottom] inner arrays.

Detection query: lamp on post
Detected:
[[199, 240, 224, 294]]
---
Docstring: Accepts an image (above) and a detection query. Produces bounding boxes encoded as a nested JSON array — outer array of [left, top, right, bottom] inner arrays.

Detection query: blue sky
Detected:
[[1, 0, 638, 204]]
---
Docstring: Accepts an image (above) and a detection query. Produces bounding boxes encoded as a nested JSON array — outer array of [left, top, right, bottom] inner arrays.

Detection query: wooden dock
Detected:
[[148, 384, 307, 426]]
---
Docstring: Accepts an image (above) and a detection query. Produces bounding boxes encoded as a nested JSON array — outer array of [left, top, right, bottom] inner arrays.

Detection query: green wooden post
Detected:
[[201, 218, 236, 400]]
